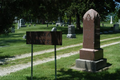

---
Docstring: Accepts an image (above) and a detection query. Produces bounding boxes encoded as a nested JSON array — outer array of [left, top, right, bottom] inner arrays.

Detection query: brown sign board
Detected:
[[26, 31, 62, 45]]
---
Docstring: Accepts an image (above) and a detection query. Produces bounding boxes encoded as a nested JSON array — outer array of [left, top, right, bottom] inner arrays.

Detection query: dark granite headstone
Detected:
[[67, 25, 76, 38], [75, 9, 107, 72], [11, 26, 15, 33], [113, 24, 120, 32]]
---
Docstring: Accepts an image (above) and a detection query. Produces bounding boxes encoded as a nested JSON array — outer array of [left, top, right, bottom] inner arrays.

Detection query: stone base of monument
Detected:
[[74, 58, 107, 72], [67, 34, 76, 38]]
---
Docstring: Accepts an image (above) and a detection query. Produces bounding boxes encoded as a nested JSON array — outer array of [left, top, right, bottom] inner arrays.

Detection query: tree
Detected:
[[0, 0, 33, 34], [65, 0, 116, 30]]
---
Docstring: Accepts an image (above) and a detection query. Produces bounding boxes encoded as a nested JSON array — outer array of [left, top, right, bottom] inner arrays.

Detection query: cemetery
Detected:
[[1, 0, 120, 80], [0, 16, 120, 79]]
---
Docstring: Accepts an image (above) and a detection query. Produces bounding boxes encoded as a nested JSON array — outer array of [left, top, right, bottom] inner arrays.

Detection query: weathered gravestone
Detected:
[[51, 27, 57, 32], [118, 19, 120, 24], [75, 9, 107, 72], [113, 24, 120, 32], [67, 25, 76, 38], [17, 20, 20, 29], [19, 19, 26, 27], [11, 26, 15, 33]]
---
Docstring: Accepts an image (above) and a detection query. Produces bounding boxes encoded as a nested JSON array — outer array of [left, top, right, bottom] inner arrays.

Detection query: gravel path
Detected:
[[2, 36, 120, 61], [0, 41, 120, 76]]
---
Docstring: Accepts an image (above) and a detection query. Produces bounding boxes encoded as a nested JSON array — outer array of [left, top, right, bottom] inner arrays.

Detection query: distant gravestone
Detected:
[[23, 34, 26, 39], [67, 25, 76, 38], [19, 19, 26, 27], [56, 23, 62, 27], [110, 16, 113, 24], [75, 9, 106, 72], [11, 26, 15, 33], [51, 27, 57, 31], [113, 24, 120, 32], [17, 20, 20, 29], [118, 19, 120, 24]]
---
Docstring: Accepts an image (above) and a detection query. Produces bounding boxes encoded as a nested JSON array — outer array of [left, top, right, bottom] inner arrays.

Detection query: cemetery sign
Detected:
[[26, 31, 62, 45]]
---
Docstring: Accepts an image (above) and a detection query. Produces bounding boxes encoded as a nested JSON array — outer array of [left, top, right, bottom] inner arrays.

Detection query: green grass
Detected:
[[0, 44, 120, 80], [0, 24, 83, 59], [0, 24, 119, 59], [0, 23, 120, 80], [0, 35, 120, 68]]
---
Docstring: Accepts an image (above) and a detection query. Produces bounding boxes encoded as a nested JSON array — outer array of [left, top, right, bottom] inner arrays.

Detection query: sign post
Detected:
[[54, 45, 57, 80], [31, 44, 33, 80], [26, 31, 62, 80]]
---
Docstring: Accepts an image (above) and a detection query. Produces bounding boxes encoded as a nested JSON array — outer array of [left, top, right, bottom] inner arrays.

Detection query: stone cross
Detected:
[[80, 9, 103, 60]]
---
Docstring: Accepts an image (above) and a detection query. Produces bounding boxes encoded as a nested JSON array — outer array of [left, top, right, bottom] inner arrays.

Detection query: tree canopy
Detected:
[[0, 0, 117, 34]]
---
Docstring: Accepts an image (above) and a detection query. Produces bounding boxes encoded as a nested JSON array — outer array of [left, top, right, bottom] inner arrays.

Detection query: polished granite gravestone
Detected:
[[75, 9, 107, 72]]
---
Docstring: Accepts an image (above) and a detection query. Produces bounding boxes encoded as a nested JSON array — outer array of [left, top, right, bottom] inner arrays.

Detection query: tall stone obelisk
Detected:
[[75, 9, 107, 72]]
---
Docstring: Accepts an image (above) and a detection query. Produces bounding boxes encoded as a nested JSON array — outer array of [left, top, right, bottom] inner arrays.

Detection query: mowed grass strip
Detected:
[[0, 44, 120, 80], [0, 37, 120, 68]]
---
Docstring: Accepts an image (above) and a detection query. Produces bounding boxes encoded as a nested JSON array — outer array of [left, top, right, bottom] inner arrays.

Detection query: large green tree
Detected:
[[65, 0, 116, 30], [0, 0, 117, 34]]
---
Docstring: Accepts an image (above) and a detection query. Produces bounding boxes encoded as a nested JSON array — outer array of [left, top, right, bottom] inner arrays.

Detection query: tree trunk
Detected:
[[76, 12, 81, 30]]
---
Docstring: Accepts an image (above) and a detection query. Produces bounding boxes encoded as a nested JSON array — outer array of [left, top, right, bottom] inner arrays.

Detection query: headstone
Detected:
[[67, 25, 76, 38], [17, 20, 20, 29], [113, 24, 120, 32], [23, 34, 26, 39], [14, 17, 18, 23], [28, 25, 31, 27], [75, 9, 107, 72], [19, 18, 26, 27], [118, 19, 120, 24], [11, 26, 15, 33], [51, 27, 57, 31], [110, 16, 113, 24], [56, 23, 62, 27]]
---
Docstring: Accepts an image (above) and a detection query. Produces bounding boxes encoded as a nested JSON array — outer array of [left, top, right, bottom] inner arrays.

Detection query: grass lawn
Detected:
[[0, 23, 120, 59], [0, 23, 120, 80], [0, 44, 120, 80]]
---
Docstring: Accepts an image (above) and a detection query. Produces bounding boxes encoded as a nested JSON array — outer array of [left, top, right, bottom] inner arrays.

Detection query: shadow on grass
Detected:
[[0, 33, 26, 46], [0, 52, 15, 64], [26, 76, 49, 80], [56, 68, 120, 80], [26, 68, 120, 80]]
